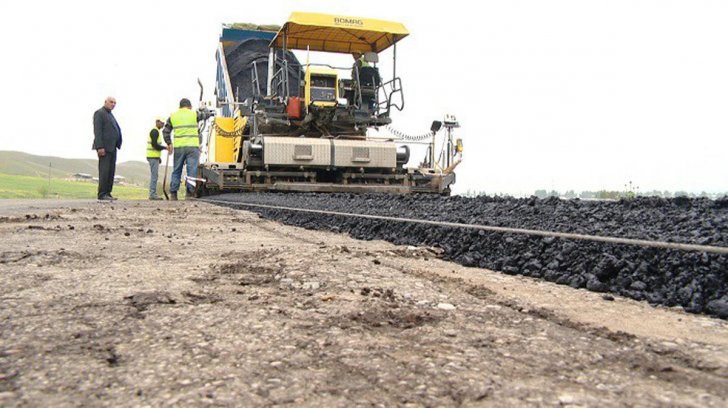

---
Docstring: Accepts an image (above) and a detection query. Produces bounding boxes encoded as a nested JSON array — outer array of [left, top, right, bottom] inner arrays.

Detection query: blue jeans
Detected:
[[147, 158, 160, 198], [170, 147, 199, 194]]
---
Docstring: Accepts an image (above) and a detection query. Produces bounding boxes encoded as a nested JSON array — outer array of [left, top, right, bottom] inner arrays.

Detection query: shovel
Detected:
[[162, 150, 170, 200]]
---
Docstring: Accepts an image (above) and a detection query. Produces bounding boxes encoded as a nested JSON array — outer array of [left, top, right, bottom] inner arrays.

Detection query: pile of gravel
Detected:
[[210, 193, 728, 319]]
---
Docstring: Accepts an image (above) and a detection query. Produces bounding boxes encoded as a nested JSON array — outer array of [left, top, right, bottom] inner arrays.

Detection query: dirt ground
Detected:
[[1, 200, 726, 407]]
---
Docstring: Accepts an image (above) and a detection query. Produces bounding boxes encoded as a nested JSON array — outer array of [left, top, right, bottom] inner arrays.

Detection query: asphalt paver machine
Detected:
[[199, 12, 463, 195]]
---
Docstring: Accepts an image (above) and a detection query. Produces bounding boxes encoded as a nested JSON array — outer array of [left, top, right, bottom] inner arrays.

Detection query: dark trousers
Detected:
[[97, 149, 117, 199]]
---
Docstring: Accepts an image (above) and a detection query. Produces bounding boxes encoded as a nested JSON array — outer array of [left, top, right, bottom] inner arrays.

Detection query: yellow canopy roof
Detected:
[[271, 12, 409, 54]]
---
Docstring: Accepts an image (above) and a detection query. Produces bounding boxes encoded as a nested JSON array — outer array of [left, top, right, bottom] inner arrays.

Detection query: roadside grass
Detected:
[[0, 173, 150, 199]]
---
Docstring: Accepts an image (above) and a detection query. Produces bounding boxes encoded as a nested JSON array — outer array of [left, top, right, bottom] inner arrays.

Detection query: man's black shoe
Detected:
[[107, 194, 118, 201], [98, 195, 113, 202], [170, 192, 178, 201]]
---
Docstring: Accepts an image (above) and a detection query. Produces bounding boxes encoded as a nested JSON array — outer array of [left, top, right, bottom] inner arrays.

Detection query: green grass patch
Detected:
[[0, 173, 149, 199]]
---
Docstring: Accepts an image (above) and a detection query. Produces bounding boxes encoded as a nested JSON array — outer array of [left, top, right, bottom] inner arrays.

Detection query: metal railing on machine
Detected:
[[377, 77, 404, 116]]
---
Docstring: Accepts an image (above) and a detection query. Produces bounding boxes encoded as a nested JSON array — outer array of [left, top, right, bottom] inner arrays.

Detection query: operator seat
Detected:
[[356, 66, 381, 112]]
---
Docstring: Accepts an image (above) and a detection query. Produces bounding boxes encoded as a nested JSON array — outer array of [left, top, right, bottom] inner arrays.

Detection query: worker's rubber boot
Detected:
[[170, 192, 178, 201]]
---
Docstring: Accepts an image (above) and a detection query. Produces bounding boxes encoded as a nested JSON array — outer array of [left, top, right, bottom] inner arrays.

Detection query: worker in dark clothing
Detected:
[[147, 117, 168, 200], [92, 96, 122, 201]]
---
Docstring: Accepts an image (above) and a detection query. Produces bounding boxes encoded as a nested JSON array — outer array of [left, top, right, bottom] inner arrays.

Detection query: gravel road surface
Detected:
[[1, 200, 727, 406]]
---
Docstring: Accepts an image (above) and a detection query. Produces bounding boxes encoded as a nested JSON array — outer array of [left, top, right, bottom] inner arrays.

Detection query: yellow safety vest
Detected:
[[147, 127, 162, 159], [170, 108, 199, 148]]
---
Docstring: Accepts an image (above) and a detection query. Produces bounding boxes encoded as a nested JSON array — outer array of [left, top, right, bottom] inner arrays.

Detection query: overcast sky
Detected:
[[1, 0, 726, 195]]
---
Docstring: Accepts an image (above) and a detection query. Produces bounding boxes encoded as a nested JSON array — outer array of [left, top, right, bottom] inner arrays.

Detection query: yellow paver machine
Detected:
[[199, 12, 463, 195]]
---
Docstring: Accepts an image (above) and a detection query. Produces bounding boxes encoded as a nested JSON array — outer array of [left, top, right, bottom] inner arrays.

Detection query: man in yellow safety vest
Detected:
[[146, 117, 168, 200], [162, 98, 212, 200], [352, 52, 369, 69]]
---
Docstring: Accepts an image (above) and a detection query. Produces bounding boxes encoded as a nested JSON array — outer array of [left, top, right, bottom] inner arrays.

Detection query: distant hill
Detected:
[[0, 151, 156, 186]]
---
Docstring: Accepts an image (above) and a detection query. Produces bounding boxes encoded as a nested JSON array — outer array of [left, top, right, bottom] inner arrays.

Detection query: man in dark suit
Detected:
[[92, 96, 122, 200]]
